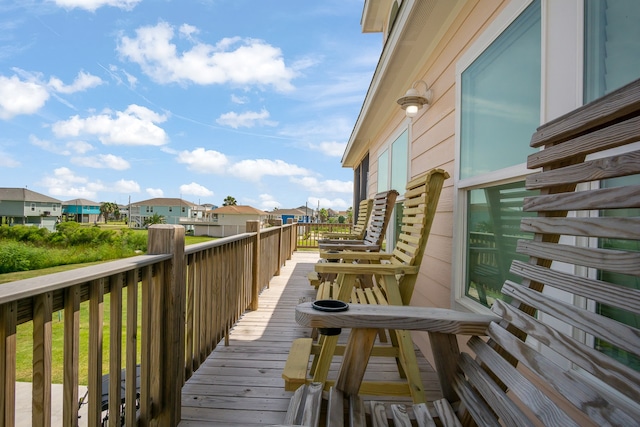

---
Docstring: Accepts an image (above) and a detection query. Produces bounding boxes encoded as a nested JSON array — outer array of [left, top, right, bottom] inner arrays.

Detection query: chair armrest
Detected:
[[319, 251, 393, 261], [319, 238, 365, 245], [315, 262, 417, 275], [295, 302, 498, 335]]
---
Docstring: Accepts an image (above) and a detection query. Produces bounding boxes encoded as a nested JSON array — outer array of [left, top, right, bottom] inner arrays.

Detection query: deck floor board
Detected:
[[179, 251, 441, 426]]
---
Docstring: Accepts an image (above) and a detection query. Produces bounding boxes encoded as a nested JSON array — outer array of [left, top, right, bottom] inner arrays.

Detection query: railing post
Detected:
[[247, 221, 260, 311], [274, 219, 282, 276], [287, 218, 296, 255], [147, 225, 186, 426]]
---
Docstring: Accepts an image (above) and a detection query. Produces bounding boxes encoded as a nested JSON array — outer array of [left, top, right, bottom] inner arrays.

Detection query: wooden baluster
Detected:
[[33, 292, 52, 427], [0, 301, 17, 427], [63, 286, 80, 427]]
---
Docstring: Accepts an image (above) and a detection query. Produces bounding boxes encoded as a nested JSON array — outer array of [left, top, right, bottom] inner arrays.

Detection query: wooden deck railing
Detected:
[[0, 221, 297, 426], [295, 222, 353, 249]]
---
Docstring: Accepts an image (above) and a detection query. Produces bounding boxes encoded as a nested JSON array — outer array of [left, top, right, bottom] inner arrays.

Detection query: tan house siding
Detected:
[[375, 0, 510, 356]]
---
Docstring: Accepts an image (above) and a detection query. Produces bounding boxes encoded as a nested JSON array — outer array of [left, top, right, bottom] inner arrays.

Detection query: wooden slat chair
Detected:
[[281, 77, 640, 426], [308, 190, 398, 288], [285, 169, 449, 403], [322, 198, 373, 241]]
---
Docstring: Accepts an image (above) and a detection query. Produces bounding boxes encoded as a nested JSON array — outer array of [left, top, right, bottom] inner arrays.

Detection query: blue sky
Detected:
[[0, 0, 381, 211]]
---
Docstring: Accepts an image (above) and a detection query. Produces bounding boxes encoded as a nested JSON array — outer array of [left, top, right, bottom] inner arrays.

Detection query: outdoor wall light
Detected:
[[397, 80, 433, 118]]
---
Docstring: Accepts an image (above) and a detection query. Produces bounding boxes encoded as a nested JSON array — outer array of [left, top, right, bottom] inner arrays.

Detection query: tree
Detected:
[[223, 196, 237, 206], [144, 213, 166, 227], [346, 206, 353, 224], [99, 202, 119, 224], [319, 208, 328, 222]]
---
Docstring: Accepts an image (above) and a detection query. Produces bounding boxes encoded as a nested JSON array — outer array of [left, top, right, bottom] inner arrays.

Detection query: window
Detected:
[[377, 129, 409, 247], [169, 206, 173, 212], [584, 0, 640, 103], [457, 0, 541, 309], [182, 206, 186, 213], [585, 0, 640, 370], [31, 203, 35, 211], [460, 0, 540, 180]]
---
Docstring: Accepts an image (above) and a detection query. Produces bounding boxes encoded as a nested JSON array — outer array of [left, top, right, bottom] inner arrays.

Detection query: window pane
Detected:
[[584, 0, 640, 103], [377, 150, 389, 193], [460, 0, 541, 179], [596, 176, 640, 371], [391, 130, 408, 192], [465, 181, 537, 307]]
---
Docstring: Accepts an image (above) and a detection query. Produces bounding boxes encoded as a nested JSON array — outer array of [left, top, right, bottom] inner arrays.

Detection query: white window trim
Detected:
[[452, 0, 538, 313]]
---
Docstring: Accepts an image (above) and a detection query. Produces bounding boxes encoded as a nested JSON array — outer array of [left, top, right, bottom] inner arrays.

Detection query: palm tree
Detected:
[[99, 202, 118, 224], [144, 213, 166, 227], [223, 196, 237, 206]]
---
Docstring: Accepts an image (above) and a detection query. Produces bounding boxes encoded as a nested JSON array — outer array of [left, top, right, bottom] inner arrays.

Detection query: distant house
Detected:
[[294, 205, 315, 222], [190, 205, 268, 237], [269, 208, 307, 225], [129, 197, 197, 229], [0, 188, 62, 231], [62, 198, 101, 224]]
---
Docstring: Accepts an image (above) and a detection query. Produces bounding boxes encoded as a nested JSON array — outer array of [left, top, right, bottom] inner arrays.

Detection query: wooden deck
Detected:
[[178, 251, 441, 426]]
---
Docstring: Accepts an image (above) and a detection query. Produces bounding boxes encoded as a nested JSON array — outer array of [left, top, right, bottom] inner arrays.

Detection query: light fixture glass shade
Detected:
[[396, 80, 432, 118], [405, 104, 419, 117]]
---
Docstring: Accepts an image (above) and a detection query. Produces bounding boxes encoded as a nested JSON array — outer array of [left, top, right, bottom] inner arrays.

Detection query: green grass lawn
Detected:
[[15, 288, 143, 385], [1, 231, 217, 384]]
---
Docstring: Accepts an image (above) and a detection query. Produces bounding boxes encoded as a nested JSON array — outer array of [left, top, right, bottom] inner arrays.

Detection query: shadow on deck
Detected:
[[178, 251, 441, 426]]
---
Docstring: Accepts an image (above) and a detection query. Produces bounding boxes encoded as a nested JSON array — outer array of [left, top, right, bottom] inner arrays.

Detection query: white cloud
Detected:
[[146, 188, 164, 197], [176, 148, 310, 183], [30, 135, 95, 155], [176, 148, 229, 174], [39, 167, 138, 198], [310, 141, 346, 158], [0, 75, 49, 119], [117, 22, 297, 91], [48, 70, 103, 94], [291, 176, 352, 193], [52, 104, 169, 146], [71, 154, 131, 170], [113, 179, 140, 193], [40, 167, 104, 199], [258, 193, 280, 211], [228, 159, 310, 181], [308, 196, 349, 210], [215, 108, 277, 129], [231, 94, 248, 104], [0, 151, 20, 167], [53, 0, 141, 12], [180, 182, 213, 197]]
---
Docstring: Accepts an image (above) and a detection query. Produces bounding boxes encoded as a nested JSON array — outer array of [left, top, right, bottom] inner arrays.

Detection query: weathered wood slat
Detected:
[[62, 285, 80, 427], [458, 353, 539, 427], [32, 292, 53, 427], [109, 274, 123, 427], [492, 300, 640, 411], [529, 77, 640, 148], [0, 302, 17, 427], [516, 240, 640, 276], [519, 216, 640, 239], [501, 281, 640, 356], [450, 376, 500, 427], [432, 399, 462, 427], [412, 403, 437, 427], [327, 387, 345, 427], [88, 279, 104, 427], [509, 260, 640, 315], [523, 184, 640, 212], [528, 114, 640, 168], [488, 319, 639, 424], [125, 270, 138, 427], [527, 149, 640, 188]]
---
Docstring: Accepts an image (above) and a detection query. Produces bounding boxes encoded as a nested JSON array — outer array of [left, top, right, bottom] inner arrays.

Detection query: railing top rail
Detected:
[[184, 232, 254, 254], [183, 223, 295, 255], [0, 253, 171, 305]]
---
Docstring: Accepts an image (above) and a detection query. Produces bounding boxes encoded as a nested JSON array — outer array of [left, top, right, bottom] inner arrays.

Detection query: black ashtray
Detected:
[[326, 250, 340, 263], [312, 300, 348, 336]]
